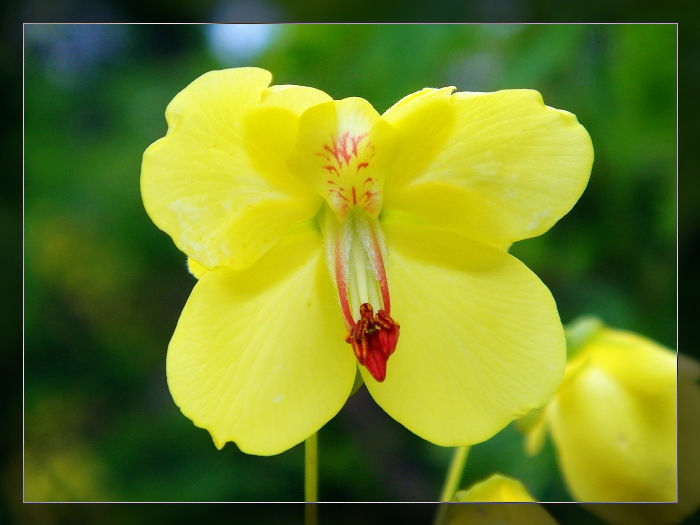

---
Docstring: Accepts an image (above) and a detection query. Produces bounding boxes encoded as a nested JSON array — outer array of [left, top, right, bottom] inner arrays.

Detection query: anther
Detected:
[[345, 302, 400, 382]]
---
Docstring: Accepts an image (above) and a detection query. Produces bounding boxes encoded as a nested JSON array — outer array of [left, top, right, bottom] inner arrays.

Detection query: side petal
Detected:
[[362, 217, 566, 446], [141, 68, 328, 271], [166, 224, 356, 456], [383, 89, 593, 244]]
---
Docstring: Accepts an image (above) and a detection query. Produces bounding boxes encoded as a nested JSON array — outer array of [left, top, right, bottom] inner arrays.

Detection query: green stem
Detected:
[[305, 504, 317, 525], [432, 446, 470, 525], [305, 433, 318, 525]]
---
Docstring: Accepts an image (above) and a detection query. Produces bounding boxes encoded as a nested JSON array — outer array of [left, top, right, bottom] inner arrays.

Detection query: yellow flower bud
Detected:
[[584, 352, 700, 525], [447, 474, 558, 524], [519, 318, 700, 523]]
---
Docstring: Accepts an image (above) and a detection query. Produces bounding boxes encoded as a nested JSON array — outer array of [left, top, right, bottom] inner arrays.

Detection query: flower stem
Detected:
[[305, 433, 318, 525], [305, 504, 317, 525], [432, 446, 470, 525]]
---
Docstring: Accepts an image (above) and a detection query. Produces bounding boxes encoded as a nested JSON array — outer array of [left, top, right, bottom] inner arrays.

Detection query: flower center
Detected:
[[322, 205, 400, 382], [287, 97, 400, 223], [287, 97, 401, 380]]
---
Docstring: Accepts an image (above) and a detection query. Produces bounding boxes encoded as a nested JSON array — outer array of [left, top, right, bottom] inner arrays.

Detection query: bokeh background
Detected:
[[13, 18, 688, 525]]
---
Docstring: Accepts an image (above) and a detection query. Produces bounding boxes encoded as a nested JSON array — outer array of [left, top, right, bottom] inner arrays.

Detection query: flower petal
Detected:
[[362, 215, 566, 446], [547, 333, 677, 502], [382, 89, 593, 244], [141, 68, 329, 271], [166, 223, 356, 456]]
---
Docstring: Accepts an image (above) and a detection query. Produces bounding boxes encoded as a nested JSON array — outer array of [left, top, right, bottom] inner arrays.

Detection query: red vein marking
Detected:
[[338, 132, 352, 165], [324, 165, 339, 176], [329, 189, 350, 203], [351, 187, 357, 204], [351, 134, 367, 157], [324, 142, 343, 168], [357, 162, 369, 173], [334, 238, 355, 330], [355, 190, 373, 205], [364, 177, 373, 185]]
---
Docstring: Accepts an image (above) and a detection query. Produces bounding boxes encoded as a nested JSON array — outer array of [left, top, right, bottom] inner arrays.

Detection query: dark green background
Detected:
[[12, 17, 690, 525]]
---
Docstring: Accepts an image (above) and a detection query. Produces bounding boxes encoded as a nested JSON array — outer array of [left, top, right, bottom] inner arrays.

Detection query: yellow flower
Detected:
[[448, 474, 559, 524], [141, 67, 593, 456], [521, 317, 699, 520], [585, 354, 700, 525]]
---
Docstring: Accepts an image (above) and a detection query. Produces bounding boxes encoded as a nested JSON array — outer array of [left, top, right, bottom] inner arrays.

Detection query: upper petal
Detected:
[[141, 68, 330, 271], [287, 97, 400, 220], [166, 223, 356, 456], [382, 88, 593, 244], [362, 215, 566, 446]]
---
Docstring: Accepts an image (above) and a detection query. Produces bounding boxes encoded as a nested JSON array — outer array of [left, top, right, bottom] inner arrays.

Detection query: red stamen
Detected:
[[345, 302, 400, 382], [368, 224, 391, 315]]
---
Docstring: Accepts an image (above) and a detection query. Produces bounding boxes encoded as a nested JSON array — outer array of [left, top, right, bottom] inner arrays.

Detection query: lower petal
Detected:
[[166, 224, 356, 456], [363, 217, 566, 446]]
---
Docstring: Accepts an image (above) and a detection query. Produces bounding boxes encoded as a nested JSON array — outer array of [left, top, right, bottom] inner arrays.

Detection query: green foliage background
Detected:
[[21, 22, 681, 523]]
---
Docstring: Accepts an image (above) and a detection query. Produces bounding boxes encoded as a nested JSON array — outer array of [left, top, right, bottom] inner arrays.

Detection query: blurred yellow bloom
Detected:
[[585, 353, 700, 525], [141, 67, 593, 455], [448, 474, 558, 524], [521, 317, 700, 523]]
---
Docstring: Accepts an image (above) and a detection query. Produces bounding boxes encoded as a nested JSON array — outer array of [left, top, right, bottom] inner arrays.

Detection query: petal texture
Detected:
[[383, 89, 593, 244], [166, 224, 356, 456], [141, 68, 329, 270], [362, 215, 566, 446]]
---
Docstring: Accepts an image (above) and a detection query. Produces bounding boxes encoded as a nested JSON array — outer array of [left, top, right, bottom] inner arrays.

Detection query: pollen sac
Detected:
[[345, 303, 400, 382]]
